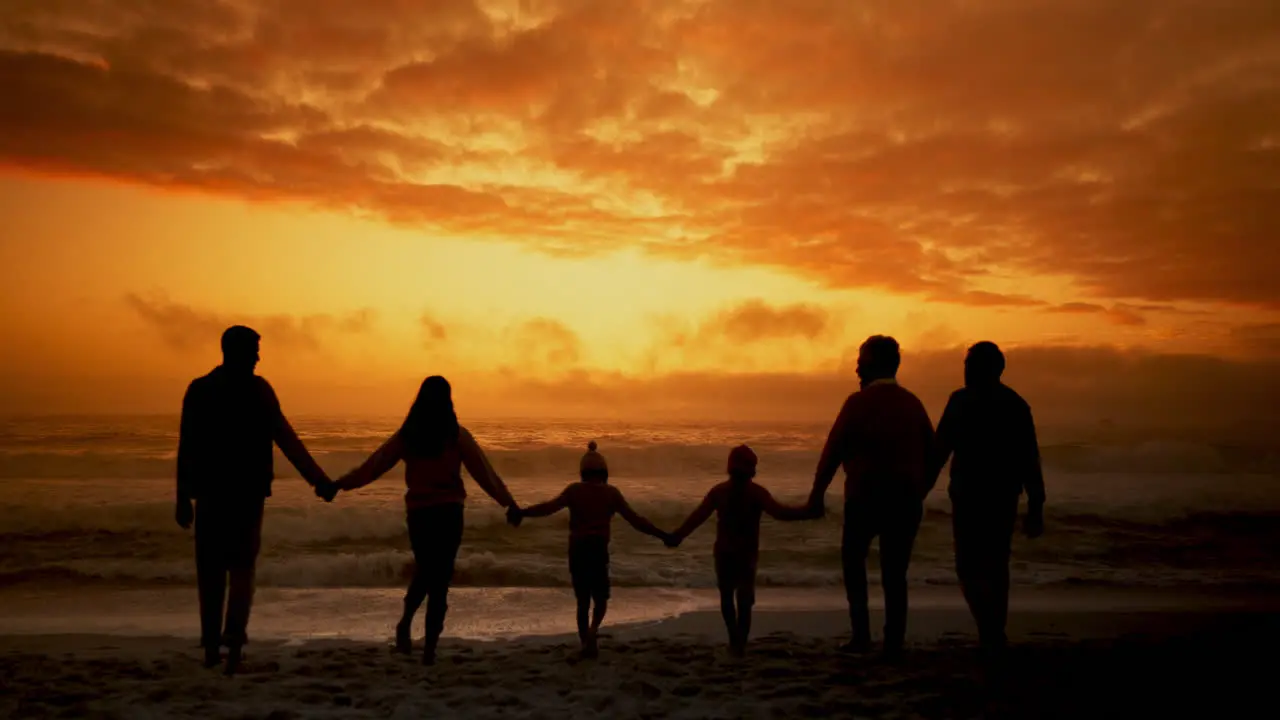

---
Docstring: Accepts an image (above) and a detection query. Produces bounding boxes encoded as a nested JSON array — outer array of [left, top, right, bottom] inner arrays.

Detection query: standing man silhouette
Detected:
[[930, 341, 1045, 661], [809, 335, 935, 658], [175, 325, 336, 675]]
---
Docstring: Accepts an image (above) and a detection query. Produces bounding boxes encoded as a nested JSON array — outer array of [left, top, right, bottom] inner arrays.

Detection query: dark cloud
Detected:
[[1230, 322, 1280, 357], [1049, 302, 1147, 326], [419, 313, 448, 343], [124, 293, 375, 353], [4, 1, 1280, 307], [489, 344, 1280, 445]]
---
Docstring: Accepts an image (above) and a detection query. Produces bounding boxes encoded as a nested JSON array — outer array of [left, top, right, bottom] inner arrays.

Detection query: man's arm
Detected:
[[810, 395, 855, 508], [671, 487, 719, 540], [759, 486, 820, 521], [264, 381, 331, 489], [924, 393, 960, 497], [336, 431, 405, 491], [615, 489, 668, 541], [176, 382, 200, 504], [1021, 403, 1046, 507], [174, 382, 200, 528], [519, 486, 571, 518], [459, 428, 516, 508]]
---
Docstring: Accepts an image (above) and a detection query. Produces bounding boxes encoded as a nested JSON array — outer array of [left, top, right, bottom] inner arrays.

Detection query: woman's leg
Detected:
[[421, 504, 465, 664], [397, 509, 431, 652]]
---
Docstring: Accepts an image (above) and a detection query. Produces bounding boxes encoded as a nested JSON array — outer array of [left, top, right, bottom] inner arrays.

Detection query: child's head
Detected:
[[727, 444, 757, 481], [579, 440, 609, 482]]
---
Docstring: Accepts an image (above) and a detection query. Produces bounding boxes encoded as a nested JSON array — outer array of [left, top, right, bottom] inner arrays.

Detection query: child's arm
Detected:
[[671, 487, 720, 541], [519, 486, 571, 519], [759, 485, 821, 521], [613, 489, 669, 542]]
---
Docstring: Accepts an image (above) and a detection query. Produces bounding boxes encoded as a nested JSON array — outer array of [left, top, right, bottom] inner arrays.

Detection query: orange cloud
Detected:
[[124, 293, 375, 354], [3, 0, 1280, 309]]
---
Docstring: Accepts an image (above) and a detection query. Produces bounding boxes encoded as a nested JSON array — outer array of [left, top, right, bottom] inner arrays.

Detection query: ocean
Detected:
[[2, 414, 1278, 599]]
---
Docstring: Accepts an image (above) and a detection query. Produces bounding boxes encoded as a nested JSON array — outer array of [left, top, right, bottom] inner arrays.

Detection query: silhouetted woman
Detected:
[[336, 376, 518, 664]]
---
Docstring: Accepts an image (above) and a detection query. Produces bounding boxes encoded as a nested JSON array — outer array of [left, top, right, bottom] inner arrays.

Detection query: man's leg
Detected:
[[842, 502, 875, 651], [952, 498, 984, 639], [979, 495, 1020, 654], [879, 499, 923, 656], [221, 499, 265, 675], [194, 503, 226, 667]]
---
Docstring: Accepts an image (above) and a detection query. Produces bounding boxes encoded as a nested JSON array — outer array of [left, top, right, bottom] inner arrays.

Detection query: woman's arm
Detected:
[[335, 431, 405, 491], [458, 427, 516, 508]]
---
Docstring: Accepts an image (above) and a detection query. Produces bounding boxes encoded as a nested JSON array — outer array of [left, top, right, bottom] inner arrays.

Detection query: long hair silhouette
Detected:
[[399, 376, 460, 459]]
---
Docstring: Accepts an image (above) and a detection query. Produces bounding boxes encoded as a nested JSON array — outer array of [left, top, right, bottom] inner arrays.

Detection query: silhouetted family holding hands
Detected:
[[178, 327, 1044, 675]]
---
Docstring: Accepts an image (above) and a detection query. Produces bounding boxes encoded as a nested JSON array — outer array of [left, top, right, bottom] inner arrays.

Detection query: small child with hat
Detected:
[[668, 444, 819, 656], [507, 441, 672, 658]]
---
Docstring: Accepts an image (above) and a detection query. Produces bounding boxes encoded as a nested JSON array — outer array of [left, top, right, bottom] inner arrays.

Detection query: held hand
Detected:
[[315, 478, 339, 503], [175, 498, 194, 530], [807, 491, 825, 518], [506, 504, 523, 528], [663, 532, 681, 549], [1023, 505, 1044, 539]]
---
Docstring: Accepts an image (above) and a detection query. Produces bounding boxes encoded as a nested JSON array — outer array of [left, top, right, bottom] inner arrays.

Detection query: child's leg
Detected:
[[588, 544, 609, 633], [575, 594, 592, 645], [715, 553, 739, 647], [735, 563, 758, 650], [590, 594, 607, 632]]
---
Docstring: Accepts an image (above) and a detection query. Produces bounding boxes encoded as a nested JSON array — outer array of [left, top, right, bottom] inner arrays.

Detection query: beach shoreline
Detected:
[[2, 586, 1276, 719]]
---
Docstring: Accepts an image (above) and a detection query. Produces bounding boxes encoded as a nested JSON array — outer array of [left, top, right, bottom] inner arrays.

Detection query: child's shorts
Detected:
[[714, 550, 759, 600], [569, 537, 611, 602]]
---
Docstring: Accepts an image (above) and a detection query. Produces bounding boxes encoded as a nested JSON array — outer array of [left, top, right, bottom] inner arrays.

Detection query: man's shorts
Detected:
[[569, 537, 611, 603]]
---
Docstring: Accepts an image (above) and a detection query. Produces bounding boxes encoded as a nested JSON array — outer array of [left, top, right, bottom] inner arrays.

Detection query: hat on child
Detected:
[[580, 440, 608, 475], [727, 444, 758, 475]]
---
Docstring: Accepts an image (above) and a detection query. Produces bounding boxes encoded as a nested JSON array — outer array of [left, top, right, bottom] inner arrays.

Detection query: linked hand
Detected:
[[315, 479, 338, 503], [663, 533, 681, 548], [506, 504, 523, 528], [175, 498, 194, 530]]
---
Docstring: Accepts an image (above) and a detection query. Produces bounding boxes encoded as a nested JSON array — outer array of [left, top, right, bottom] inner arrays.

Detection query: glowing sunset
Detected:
[[2, 0, 1277, 422], [1, 3, 1278, 716]]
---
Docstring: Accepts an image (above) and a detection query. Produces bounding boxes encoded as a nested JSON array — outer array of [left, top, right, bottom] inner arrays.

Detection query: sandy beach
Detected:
[[2, 587, 1276, 719]]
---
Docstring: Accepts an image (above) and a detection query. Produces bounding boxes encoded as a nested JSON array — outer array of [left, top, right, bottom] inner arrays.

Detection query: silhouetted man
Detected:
[[809, 335, 934, 658], [930, 341, 1045, 660], [175, 325, 336, 674]]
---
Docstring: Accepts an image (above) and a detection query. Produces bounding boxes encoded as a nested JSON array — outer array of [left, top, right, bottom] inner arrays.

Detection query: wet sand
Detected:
[[1, 589, 1276, 719]]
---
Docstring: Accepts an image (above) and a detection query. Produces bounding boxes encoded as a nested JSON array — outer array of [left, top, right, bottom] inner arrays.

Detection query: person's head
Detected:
[[579, 440, 609, 482], [220, 325, 261, 374], [400, 375, 460, 458], [727, 444, 758, 482], [964, 341, 1006, 388], [855, 335, 901, 386]]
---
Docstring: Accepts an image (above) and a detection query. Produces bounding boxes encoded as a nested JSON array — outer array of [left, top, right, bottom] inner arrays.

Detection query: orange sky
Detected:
[[1, 0, 1278, 423]]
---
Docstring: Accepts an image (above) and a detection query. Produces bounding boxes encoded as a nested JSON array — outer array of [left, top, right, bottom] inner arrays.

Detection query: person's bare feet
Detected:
[[394, 621, 412, 655], [580, 629, 600, 659]]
